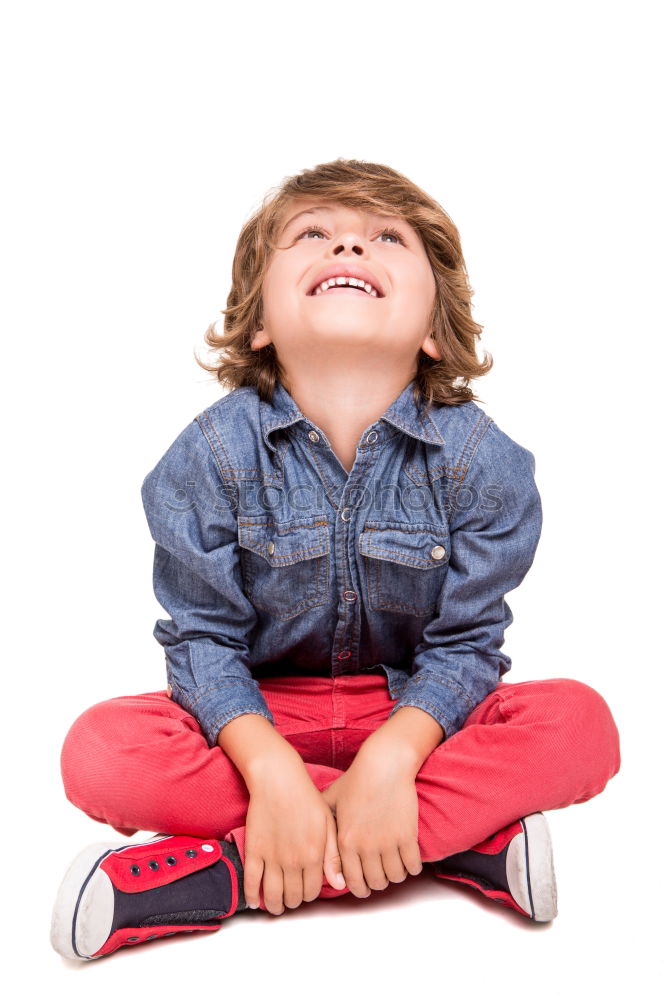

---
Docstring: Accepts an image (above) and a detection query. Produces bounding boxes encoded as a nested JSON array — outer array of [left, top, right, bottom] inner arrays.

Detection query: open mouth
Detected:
[[314, 287, 374, 296], [307, 275, 384, 297]]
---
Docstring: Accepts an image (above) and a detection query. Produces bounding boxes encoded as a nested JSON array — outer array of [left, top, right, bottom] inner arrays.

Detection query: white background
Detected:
[[2, 0, 663, 995]]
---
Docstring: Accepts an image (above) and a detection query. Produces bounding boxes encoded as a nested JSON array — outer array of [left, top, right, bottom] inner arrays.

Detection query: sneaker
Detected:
[[426, 812, 558, 922], [50, 834, 245, 960]]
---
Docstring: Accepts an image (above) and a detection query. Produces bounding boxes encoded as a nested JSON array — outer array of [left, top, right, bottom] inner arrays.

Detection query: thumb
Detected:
[[324, 810, 346, 890]]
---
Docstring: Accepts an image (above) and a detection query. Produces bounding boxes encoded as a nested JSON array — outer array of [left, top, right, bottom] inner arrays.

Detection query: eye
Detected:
[[295, 225, 406, 246], [297, 226, 327, 241], [376, 226, 406, 245]]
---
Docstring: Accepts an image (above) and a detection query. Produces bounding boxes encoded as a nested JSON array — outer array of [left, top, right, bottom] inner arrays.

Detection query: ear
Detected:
[[420, 332, 442, 361], [250, 327, 272, 351]]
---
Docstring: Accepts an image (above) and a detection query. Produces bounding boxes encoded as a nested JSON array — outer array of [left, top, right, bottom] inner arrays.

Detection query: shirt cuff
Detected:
[[387, 669, 481, 739], [168, 676, 275, 748]]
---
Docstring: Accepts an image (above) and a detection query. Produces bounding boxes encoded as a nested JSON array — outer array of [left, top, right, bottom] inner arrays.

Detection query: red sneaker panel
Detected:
[[93, 921, 223, 958], [435, 872, 531, 917], [469, 820, 523, 855], [100, 836, 223, 893]]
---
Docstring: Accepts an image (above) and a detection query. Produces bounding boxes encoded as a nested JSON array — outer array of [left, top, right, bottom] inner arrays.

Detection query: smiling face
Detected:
[[250, 199, 441, 375]]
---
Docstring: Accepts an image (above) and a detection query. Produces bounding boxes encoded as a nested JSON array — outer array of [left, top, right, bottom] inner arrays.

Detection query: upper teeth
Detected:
[[313, 275, 379, 297]]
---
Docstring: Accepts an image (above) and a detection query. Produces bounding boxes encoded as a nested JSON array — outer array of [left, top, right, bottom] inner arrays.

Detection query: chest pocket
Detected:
[[238, 516, 330, 621], [359, 520, 450, 617]]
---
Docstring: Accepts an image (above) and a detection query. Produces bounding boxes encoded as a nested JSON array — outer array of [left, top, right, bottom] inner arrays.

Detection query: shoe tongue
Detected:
[[110, 860, 238, 935], [431, 843, 512, 896]]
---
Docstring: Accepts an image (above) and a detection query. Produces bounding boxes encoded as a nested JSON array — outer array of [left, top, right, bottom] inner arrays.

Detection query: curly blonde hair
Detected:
[[194, 158, 492, 410]]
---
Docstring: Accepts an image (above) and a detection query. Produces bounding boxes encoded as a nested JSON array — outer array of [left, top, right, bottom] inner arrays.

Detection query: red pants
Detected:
[[60, 674, 621, 908]]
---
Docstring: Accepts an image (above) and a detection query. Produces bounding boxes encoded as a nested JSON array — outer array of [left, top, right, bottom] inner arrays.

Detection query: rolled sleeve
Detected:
[[388, 420, 543, 739], [141, 417, 274, 747]]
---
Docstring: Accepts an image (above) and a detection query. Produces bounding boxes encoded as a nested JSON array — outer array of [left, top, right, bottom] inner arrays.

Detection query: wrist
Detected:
[[217, 712, 306, 788], [244, 741, 306, 790], [355, 729, 422, 775], [356, 706, 445, 774]]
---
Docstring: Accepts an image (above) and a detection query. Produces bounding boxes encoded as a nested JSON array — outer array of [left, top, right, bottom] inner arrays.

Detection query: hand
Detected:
[[320, 753, 423, 898], [243, 760, 345, 915]]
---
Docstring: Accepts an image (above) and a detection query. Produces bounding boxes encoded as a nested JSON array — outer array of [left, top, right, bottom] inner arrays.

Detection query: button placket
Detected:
[[302, 434, 375, 678], [299, 425, 343, 512], [331, 449, 376, 677]]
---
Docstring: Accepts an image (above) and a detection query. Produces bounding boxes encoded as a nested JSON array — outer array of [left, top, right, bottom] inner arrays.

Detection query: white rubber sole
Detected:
[[506, 813, 558, 921], [50, 835, 172, 960]]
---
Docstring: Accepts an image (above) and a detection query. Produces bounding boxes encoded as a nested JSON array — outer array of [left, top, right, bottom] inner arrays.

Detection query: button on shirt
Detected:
[[140, 379, 543, 748]]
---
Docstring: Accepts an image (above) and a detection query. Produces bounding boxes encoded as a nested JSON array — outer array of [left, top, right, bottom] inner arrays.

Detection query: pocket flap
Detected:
[[359, 520, 449, 570], [238, 517, 329, 567]]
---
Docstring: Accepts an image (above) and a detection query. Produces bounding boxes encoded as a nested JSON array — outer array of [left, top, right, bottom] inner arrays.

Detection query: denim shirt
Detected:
[[140, 378, 542, 748]]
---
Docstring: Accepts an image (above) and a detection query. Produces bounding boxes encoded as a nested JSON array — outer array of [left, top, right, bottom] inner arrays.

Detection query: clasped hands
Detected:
[[319, 748, 423, 898]]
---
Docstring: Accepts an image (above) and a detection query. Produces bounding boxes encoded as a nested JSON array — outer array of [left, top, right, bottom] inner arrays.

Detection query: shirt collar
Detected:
[[259, 378, 445, 454]]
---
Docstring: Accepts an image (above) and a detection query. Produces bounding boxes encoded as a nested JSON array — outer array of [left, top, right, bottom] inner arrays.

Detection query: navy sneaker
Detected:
[[50, 834, 246, 960], [425, 812, 558, 922]]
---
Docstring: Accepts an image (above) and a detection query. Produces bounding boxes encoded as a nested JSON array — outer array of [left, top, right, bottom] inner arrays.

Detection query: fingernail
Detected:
[[248, 902, 258, 909], [335, 873, 346, 888]]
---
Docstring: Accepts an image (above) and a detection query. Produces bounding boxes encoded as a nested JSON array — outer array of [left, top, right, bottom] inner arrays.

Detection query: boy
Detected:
[[51, 159, 621, 961]]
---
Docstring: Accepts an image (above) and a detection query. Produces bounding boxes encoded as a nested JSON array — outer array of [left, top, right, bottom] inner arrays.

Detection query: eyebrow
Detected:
[[280, 205, 405, 236]]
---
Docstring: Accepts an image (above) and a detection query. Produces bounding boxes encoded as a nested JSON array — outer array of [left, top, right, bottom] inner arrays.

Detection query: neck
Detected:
[[281, 364, 416, 475]]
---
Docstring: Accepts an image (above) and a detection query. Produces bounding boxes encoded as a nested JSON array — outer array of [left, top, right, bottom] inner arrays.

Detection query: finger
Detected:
[[303, 862, 324, 903], [262, 862, 285, 916], [358, 849, 389, 892], [324, 813, 346, 891], [399, 840, 424, 878], [282, 864, 305, 910], [243, 853, 265, 909], [381, 846, 409, 884], [340, 845, 370, 898]]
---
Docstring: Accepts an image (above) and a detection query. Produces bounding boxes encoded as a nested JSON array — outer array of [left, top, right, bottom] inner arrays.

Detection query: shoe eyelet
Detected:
[[127, 936, 140, 942], [146, 934, 158, 940], [148, 861, 160, 871], [166, 856, 177, 866], [185, 849, 197, 858], [130, 865, 141, 876]]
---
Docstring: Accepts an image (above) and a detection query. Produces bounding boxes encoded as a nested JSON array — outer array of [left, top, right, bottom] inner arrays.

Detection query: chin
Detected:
[[307, 324, 381, 340]]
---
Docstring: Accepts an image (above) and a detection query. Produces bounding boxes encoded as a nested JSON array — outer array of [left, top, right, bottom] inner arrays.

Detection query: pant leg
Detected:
[[59, 684, 350, 838], [59, 681, 352, 908], [59, 674, 621, 905], [413, 676, 622, 861]]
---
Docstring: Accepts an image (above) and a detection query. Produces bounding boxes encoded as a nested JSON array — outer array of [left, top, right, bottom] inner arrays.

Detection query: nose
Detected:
[[332, 234, 366, 257]]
